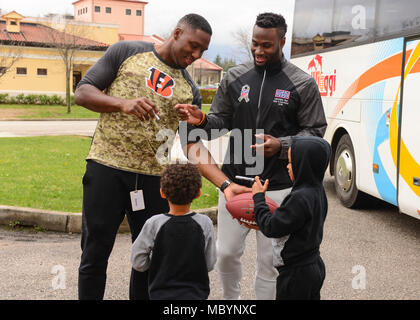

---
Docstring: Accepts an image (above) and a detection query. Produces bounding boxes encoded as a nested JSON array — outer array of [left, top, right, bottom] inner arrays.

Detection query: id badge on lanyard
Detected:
[[130, 174, 145, 211]]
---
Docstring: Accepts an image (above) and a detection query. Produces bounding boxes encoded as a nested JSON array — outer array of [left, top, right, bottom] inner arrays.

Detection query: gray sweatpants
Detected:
[[215, 188, 291, 300]]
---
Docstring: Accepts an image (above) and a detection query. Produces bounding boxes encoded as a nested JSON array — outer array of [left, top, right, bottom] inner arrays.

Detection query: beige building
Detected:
[[0, 1, 222, 97], [0, 11, 108, 96]]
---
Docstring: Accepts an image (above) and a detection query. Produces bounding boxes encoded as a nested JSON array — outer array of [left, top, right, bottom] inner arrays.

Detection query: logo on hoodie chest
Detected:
[[273, 89, 291, 106]]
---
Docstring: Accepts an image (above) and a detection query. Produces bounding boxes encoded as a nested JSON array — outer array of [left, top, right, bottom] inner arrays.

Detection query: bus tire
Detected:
[[333, 134, 366, 208]]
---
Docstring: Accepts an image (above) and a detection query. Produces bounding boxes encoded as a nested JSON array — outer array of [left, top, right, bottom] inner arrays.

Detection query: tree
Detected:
[[231, 27, 253, 63], [45, 16, 93, 114], [213, 55, 237, 72], [0, 44, 22, 81], [214, 54, 222, 67]]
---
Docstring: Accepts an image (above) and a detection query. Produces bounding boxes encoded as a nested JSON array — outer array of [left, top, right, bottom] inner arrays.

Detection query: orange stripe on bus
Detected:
[[328, 50, 412, 125]]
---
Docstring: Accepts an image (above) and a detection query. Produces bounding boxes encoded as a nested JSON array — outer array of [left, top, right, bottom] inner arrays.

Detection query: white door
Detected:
[[398, 38, 420, 219]]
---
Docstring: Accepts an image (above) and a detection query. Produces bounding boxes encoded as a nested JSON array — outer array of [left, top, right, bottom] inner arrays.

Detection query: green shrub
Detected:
[[50, 94, 65, 105], [200, 89, 216, 104], [23, 94, 39, 105], [0, 93, 78, 106], [38, 94, 50, 105], [0, 93, 9, 104], [15, 93, 25, 104], [8, 96, 17, 104]]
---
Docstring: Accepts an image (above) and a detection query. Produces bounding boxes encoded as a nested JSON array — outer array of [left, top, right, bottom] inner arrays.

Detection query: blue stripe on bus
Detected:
[[373, 110, 397, 205]]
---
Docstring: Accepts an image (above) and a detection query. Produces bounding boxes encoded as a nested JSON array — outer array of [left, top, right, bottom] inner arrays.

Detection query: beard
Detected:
[[252, 45, 282, 68]]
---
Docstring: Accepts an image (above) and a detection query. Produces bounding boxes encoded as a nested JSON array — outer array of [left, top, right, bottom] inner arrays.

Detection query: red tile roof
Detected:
[[192, 58, 223, 71], [119, 33, 164, 44], [0, 21, 108, 50], [73, 0, 148, 4]]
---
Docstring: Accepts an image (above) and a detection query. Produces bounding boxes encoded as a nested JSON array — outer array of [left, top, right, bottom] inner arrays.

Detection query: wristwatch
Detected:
[[220, 179, 232, 193]]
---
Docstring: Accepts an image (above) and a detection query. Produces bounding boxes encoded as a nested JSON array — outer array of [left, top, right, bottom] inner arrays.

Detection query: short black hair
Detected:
[[177, 13, 213, 36], [255, 12, 287, 37], [160, 162, 202, 205]]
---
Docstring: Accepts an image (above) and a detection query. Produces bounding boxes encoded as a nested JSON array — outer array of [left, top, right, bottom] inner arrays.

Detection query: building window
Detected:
[[95, 6, 100, 12], [106, 7, 111, 13], [126, 9, 131, 15], [16, 67, 27, 75], [136, 10, 142, 16], [37, 68, 47, 76]]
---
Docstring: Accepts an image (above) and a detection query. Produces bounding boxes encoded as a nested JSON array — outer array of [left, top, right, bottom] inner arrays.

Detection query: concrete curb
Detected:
[[0, 205, 218, 233]]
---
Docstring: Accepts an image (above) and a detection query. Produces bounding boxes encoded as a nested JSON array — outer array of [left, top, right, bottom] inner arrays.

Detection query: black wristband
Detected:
[[220, 179, 232, 193]]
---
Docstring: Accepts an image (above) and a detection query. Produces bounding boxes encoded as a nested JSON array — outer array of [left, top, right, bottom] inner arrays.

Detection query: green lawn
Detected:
[[0, 104, 99, 119], [0, 103, 211, 120], [201, 104, 211, 114], [0, 136, 218, 212]]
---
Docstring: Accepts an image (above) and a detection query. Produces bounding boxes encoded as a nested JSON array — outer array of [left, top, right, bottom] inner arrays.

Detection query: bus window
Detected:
[[332, 0, 376, 43], [292, 0, 377, 57], [375, 0, 420, 38], [292, 0, 333, 56]]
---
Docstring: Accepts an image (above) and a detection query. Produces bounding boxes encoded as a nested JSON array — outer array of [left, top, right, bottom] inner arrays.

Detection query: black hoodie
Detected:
[[253, 136, 331, 267]]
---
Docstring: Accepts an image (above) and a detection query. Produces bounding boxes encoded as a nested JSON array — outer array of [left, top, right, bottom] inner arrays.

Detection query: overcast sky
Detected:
[[0, 0, 295, 59]]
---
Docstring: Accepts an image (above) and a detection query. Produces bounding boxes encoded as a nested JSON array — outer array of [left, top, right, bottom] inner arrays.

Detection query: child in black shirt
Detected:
[[131, 163, 216, 300], [252, 136, 331, 300]]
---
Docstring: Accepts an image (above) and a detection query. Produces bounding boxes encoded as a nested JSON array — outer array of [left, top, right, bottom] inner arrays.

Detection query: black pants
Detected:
[[276, 256, 326, 300], [78, 160, 169, 300]]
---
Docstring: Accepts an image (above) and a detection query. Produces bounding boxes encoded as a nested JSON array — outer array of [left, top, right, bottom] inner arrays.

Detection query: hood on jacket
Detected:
[[291, 136, 331, 186]]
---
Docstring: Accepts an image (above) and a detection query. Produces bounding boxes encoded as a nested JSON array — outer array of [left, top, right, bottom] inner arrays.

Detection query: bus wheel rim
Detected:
[[336, 149, 353, 192]]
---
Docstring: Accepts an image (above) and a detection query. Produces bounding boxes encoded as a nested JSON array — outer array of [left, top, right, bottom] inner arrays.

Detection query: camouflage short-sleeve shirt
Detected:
[[77, 41, 201, 175]]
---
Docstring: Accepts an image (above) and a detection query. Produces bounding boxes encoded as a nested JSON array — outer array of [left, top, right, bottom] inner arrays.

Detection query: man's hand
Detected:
[[120, 97, 158, 121], [252, 176, 269, 195], [174, 104, 203, 125], [251, 134, 281, 157], [223, 182, 252, 202]]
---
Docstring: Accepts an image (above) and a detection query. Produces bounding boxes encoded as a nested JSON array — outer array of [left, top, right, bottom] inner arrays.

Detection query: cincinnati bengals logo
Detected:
[[145, 67, 175, 98]]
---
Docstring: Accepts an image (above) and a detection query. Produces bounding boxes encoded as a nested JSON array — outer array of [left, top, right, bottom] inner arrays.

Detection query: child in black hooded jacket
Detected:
[[252, 136, 331, 300]]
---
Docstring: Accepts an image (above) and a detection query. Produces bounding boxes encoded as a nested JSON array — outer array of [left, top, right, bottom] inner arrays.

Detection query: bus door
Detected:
[[397, 38, 420, 218]]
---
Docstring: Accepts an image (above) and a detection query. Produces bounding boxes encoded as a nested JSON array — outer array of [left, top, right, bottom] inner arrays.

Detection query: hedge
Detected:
[[0, 91, 215, 106], [199, 89, 216, 104], [0, 93, 75, 106]]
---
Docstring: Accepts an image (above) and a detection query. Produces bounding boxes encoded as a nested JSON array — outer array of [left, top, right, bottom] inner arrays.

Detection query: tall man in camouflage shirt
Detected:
[[74, 14, 212, 300]]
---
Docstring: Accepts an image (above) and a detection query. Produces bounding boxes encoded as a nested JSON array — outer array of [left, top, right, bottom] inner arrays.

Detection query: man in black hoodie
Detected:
[[252, 136, 331, 300]]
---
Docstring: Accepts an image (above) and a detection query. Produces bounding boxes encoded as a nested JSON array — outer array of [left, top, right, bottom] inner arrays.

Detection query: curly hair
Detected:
[[160, 162, 202, 205], [255, 12, 287, 37]]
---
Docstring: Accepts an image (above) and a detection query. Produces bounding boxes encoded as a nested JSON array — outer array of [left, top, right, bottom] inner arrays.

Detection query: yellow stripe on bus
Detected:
[[389, 41, 420, 197]]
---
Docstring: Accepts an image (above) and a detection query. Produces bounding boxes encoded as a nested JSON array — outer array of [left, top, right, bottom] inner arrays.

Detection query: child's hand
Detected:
[[252, 176, 269, 195]]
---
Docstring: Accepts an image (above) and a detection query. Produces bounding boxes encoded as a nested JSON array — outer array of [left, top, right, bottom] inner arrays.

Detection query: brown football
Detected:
[[226, 192, 278, 230]]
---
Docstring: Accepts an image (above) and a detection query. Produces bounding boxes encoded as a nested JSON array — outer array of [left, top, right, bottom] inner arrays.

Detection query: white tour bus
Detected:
[[290, 0, 420, 219]]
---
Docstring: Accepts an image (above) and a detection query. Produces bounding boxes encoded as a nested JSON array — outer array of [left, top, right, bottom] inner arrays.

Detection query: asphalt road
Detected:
[[0, 175, 419, 300]]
